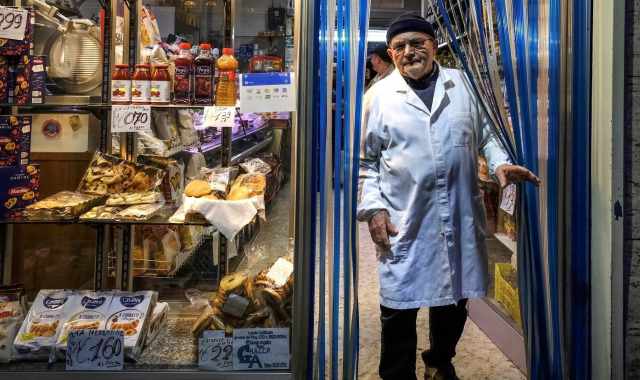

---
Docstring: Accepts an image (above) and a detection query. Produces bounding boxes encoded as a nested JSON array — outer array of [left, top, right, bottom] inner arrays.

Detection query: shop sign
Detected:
[[199, 334, 234, 371], [203, 106, 236, 128], [239, 72, 296, 113], [65, 330, 124, 371], [500, 183, 517, 216], [0, 6, 28, 41], [111, 105, 151, 132], [232, 328, 289, 370]]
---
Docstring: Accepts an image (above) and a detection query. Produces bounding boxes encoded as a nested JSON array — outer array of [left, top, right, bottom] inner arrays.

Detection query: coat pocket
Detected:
[[450, 112, 474, 147]]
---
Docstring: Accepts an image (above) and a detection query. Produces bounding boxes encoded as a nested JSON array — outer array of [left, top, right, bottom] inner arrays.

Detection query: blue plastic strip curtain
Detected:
[[434, 0, 566, 377], [569, 0, 591, 377]]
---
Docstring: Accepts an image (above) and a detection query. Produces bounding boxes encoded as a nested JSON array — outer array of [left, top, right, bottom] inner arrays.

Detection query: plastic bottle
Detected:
[[215, 48, 238, 106], [193, 43, 215, 105], [173, 42, 193, 104]]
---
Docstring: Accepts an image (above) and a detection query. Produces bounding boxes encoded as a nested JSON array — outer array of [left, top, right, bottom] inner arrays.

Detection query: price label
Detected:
[[239, 72, 296, 113], [0, 7, 28, 41], [233, 328, 289, 370], [203, 106, 235, 128], [199, 335, 233, 371], [500, 183, 517, 216], [111, 105, 151, 132], [66, 330, 124, 371]]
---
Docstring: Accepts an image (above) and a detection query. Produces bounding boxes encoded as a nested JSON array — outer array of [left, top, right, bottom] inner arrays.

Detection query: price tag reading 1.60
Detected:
[[0, 6, 28, 41], [66, 330, 124, 371], [112, 105, 151, 132]]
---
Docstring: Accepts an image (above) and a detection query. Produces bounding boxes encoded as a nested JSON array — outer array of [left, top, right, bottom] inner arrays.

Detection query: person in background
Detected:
[[358, 13, 540, 380], [366, 43, 394, 91]]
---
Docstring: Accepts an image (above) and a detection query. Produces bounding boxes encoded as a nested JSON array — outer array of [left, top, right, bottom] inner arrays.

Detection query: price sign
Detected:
[[500, 183, 517, 216], [203, 106, 235, 128], [0, 7, 28, 41], [239, 73, 296, 113], [66, 330, 124, 371], [199, 335, 233, 371], [111, 105, 151, 132], [233, 328, 289, 370]]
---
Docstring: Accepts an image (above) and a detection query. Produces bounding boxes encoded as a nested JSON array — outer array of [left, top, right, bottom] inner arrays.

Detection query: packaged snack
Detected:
[[157, 229, 181, 274], [227, 173, 267, 200], [177, 109, 199, 146], [0, 115, 31, 168], [14, 289, 73, 358], [239, 158, 272, 175], [29, 55, 46, 104], [144, 302, 169, 348], [185, 152, 207, 180], [56, 291, 114, 350], [13, 55, 31, 106], [0, 164, 40, 219], [202, 166, 239, 197], [117, 203, 164, 221], [24, 191, 106, 220], [106, 291, 157, 360], [0, 285, 25, 363], [80, 205, 126, 221], [138, 156, 184, 203], [77, 152, 165, 195], [106, 191, 164, 206], [0, 57, 9, 104], [152, 109, 181, 141]]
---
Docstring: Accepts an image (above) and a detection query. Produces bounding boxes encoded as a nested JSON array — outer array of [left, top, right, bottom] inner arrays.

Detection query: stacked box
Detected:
[[0, 164, 40, 218], [0, 116, 31, 167]]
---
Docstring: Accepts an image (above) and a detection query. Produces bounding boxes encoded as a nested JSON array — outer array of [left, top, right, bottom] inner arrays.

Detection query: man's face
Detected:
[[388, 31, 437, 80], [369, 54, 387, 75]]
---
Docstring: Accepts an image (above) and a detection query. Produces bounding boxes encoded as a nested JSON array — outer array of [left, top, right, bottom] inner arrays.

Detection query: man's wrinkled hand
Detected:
[[495, 164, 541, 188], [368, 210, 399, 250]]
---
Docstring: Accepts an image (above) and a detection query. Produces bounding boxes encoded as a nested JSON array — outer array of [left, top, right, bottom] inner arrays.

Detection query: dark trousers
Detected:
[[379, 299, 468, 380]]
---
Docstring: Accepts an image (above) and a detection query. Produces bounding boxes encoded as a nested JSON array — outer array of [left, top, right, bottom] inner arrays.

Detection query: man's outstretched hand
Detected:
[[495, 164, 541, 188], [368, 210, 398, 250]]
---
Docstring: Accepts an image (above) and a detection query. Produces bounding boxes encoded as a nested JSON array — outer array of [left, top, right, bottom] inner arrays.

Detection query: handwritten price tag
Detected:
[[111, 105, 151, 132], [500, 183, 517, 216], [0, 7, 28, 41], [66, 330, 124, 371], [203, 106, 235, 128], [199, 335, 233, 371]]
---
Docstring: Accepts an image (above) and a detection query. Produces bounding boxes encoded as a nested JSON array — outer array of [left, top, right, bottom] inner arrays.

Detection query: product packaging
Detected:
[[0, 285, 26, 363], [0, 115, 31, 167], [55, 291, 114, 350], [0, 164, 40, 218], [106, 291, 157, 360]]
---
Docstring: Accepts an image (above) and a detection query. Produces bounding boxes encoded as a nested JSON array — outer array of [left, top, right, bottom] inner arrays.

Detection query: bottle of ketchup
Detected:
[[193, 43, 214, 105], [150, 65, 170, 104], [173, 42, 193, 104]]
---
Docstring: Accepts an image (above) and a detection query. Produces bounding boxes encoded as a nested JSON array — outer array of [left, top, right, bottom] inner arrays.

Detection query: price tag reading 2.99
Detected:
[[66, 330, 124, 371], [199, 336, 234, 371], [112, 105, 152, 132], [0, 6, 28, 41]]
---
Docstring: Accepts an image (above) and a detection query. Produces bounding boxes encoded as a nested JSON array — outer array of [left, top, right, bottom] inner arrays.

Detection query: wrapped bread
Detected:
[[227, 174, 266, 201]]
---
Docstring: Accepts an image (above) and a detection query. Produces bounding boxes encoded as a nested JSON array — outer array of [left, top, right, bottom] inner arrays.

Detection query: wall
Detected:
[[368, 0, 421, 28], [625, 0, 640, 377]]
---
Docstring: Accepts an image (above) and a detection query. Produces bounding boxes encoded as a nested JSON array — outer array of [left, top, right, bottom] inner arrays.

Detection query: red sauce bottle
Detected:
[[111, 64, 131, 104], [174, 42, 193, 104], [131, 64, 151, 104], [193, 43, 215, 105], [151, 65, 171, 104]]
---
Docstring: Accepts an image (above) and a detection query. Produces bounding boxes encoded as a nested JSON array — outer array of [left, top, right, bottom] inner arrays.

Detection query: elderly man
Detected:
[[366, 44, 395, 90], [358, 13, 539, 380]]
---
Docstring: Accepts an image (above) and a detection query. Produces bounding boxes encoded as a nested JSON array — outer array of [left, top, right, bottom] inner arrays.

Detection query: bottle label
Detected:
[[195, 65, 213, 104], [174, 65, 191, 102], [131, 80, 150, 103], [111, 79, 131, 102], [150, 81, 170, 103]]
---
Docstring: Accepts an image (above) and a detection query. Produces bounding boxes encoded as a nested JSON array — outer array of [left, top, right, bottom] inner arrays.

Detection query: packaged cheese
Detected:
[[0, 286, 25, 363], [14, 289, 73, 358], [56, 291, 113, 350], [106, 291, 157, 360]]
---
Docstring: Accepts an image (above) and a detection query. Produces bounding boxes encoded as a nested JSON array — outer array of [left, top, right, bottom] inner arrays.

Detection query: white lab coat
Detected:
[[358, 67, 510, 309]]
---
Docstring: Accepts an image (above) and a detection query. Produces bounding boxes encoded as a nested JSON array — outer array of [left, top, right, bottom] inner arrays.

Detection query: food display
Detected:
[[0, 286, 25, 363], [55, 291, 113, 349], [24, 191, 106, 220], [192, 257, 293, 335], [79, 205, 125, 220], [106, 291, 157, 359], [106, 191, 164, 206], [117, 203, 164, 221], [78, 152, 164, 195], [202, 166, 239, 198]]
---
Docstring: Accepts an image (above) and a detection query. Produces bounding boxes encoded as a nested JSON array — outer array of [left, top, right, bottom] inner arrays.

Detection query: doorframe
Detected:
[[590, 0, 625, 378]]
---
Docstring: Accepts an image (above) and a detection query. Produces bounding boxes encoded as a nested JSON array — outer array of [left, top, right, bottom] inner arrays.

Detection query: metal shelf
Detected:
[[493, 232, 517, 254]]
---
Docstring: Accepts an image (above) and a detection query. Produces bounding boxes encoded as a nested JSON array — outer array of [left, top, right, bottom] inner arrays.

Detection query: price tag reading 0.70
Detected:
[[111, 105, 152, 132], [66, 330, 124, 371], [0, 7, 28, 41]]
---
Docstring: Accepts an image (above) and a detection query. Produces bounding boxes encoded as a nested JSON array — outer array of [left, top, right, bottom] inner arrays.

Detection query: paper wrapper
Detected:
[[169, 195, 265, 240]]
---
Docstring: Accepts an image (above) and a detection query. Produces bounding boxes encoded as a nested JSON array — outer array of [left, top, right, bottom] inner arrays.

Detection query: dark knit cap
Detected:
[[386, 13, 436, 44]]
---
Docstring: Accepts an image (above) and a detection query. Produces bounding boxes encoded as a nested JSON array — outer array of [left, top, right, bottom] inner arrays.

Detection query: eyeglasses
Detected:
[[390, 38, 435, 54]]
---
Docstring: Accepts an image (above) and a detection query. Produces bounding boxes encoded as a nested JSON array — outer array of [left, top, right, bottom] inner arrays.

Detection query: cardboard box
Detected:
[[0, 164, 40, 218], [0, 115, 31, 167]]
